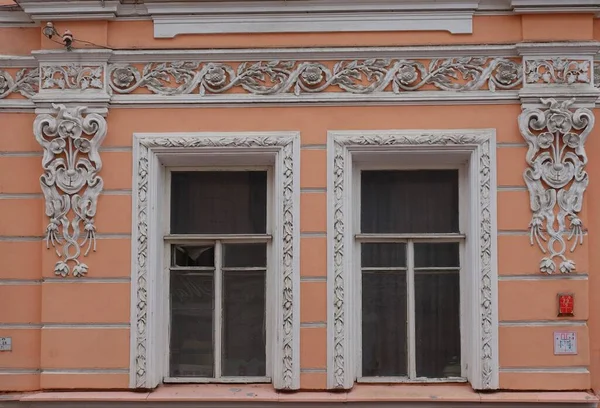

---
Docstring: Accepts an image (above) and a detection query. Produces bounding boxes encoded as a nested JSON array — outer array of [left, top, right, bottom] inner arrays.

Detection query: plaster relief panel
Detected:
[[34, 104, 106, 277], [108, 57, 522, 96], [41, 64, 104, 90], [0, 68, 38, 99], [519, 98, 594, 274], [524, 58, 591, 85]]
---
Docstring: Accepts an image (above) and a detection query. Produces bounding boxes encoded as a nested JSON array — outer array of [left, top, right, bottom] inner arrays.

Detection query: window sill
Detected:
[[7, 384, 599, 405]]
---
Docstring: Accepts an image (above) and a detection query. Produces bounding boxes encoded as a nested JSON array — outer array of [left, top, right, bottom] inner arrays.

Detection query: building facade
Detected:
[[0, 0, 599, 406]]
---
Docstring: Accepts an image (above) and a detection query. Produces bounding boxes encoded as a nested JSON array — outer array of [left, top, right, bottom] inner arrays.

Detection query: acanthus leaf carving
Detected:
[[41, 64, 104, 90], [525, 58, 590, 85], [0, 68, 39, 99], [34, 104, 106, 277], [109, 57, 522, 96], [518, 98, 594, 274]]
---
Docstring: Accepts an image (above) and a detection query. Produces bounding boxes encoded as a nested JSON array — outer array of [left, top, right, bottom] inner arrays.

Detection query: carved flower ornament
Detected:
[[519, 98, 593, 274], [34, 104, 106, 277], [300, 65, 325, 85], [112, 66, 137, 88], [396, 64, 419, 85]]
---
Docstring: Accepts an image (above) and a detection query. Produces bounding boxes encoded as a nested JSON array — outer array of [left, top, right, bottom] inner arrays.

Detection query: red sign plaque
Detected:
[[558, 293, 575, 317]]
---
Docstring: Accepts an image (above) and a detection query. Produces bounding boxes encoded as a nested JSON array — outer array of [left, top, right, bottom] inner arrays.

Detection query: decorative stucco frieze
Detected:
[[327, 130, 497, 390], [0, 68, 38, 99], [34, 104, 106, 277], [132, 133, 300, 390], [108, 57, 522, 96], [518, 98, 594, 274], [524, 58, 591, 85], [41, 64, 104, 90]]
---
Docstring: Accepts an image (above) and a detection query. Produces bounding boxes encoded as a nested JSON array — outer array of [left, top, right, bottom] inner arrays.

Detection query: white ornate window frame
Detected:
[[130, 132, 301, 390], [326, 130, 499, 391]]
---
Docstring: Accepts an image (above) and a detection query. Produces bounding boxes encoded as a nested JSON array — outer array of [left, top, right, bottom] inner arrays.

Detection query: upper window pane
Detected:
[[360, 170, 459, 234], [170, 171, 267, 235]]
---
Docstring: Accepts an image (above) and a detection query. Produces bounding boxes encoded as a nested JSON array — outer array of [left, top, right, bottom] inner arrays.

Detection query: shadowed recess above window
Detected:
[[360, 170, 459, 234], [170, 171, 267, 235]]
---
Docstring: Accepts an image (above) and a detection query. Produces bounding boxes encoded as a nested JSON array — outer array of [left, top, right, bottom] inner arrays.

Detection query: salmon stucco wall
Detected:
[[0, 7, 599, 399], [0, 104, 594, 391]]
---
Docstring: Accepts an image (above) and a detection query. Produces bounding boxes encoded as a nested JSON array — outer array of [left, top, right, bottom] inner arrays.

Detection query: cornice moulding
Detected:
[[32, 50, 113, 64], [17, 0, 120, 20], [108, 45, 519, 63], [152, 11, 473, 37], [144, 0, 480, 14], [517, 42, 600, 56], [0, 55, 36, 68]]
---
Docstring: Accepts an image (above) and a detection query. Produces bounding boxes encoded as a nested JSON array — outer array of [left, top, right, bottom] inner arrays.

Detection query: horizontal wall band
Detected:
[[300, 322, 327, 328], [300, 276, 327, 282], [0, 190, 132, 199], [0, 234, 132, 241], [0, 323, 130, 329], [300, 232, 327, 238], [499, 274, 588, 281], [300, 188, 327, 193], [499, 367, 589, 374], [301, 144, 327, 150], [0, 368, 129, 374], [499, 320, 587, 327], [300, 368, 327, 373], [0, 277, 131, 284]]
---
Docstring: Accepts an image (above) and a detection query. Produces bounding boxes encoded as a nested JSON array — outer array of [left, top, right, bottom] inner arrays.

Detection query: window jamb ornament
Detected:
[[131, 132, 300, 391], [326, 130, 498, 391]]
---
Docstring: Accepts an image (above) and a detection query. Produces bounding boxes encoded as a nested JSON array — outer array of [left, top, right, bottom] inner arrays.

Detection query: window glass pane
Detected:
[[360, 170, 459, 234], [170, 171, 267, 234], [222, 271, 266, 377], [170, 272, 214, 378], [361, 243, 406, 268], [172, 245, 214, 267], [362, 271, 407, 377], [223, 243, 267, 268], [414, 243, 460, 268], [415, 270, 461, 378]]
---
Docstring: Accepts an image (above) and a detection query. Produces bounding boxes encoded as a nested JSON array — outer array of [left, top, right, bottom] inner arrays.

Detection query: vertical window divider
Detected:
[[406, 240, 416, 380], [214, 240, 223, 379]]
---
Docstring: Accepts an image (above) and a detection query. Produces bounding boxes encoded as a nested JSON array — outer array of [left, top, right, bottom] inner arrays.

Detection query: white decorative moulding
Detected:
[[525, 58, 591, 85], [108, 58, 522, 97], [34, 104, 106, 277], [0, 68, 38, 99], [327, 130, 498, 391], [41, 64, 104, 90], [519, 98, 594, 274], [131, 132, 300, 390]]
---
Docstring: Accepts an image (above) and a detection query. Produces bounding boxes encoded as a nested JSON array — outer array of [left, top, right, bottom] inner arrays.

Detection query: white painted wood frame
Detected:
[[326, 129, 499, 390], [130, 132, 301, 390]]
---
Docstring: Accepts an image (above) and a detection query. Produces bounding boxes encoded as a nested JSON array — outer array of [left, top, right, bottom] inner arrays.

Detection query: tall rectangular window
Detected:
[[167, 170, 270, 382], [358, 170, 463, 381]]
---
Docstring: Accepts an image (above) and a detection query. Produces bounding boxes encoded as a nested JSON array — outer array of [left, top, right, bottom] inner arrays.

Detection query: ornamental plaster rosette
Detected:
[[518, 98, 594, 274], [34, 104, 106, 277]]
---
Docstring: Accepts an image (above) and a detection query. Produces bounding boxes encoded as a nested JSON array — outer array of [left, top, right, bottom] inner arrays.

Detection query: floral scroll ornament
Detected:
[[518, 98, 594, 274], [108, 57, 522, 96], [34, 104, 106, 277]]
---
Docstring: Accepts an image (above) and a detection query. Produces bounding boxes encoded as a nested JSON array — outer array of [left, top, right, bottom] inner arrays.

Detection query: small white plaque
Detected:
[[554, 331, 577, 355], [0, 337, 11, 351]]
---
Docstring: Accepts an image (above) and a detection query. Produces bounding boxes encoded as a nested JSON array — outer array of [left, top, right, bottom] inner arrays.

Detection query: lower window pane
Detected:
[[222, 271, 266, 376], [362, 271, 407, 377], [415, 270, 461, 378], [169, 272, 214, 378]]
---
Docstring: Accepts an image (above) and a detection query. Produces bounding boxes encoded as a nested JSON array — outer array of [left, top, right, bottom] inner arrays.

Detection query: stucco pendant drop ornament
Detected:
[[34, 104, 106, 277], [519, 98, 594, 274]]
